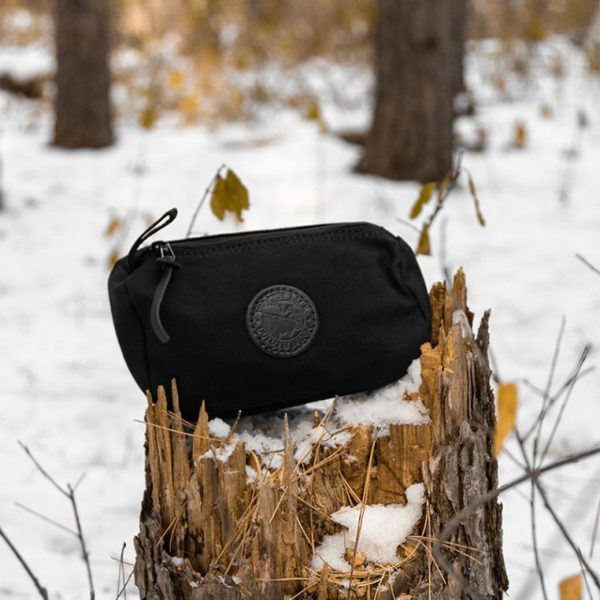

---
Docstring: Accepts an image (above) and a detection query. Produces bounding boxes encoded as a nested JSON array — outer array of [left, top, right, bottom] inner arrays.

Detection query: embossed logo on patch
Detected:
[[246, 285, 318, 358]]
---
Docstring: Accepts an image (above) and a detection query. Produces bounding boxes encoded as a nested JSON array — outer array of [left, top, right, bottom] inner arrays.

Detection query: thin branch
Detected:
[[116, 569, 135, 600], [535, 479, 600, 590], [19, 442, 95, 599], [185, 164, 226, 237], [19, 440, 68, 497], [590, 495, 600, 559], [0, 526, 49, 600], [576, 253, 600, 276], [68, 483, 95, 599], [15, 501, 78, 537], [539, 345, 590, 463], [515, 430, 548, 599], [529, 318, 566, 462], [433, 444, 600, 600]]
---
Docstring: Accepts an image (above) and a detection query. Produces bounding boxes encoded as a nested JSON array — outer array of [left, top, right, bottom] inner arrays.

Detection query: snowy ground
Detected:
[[1, 36, 600, 599]]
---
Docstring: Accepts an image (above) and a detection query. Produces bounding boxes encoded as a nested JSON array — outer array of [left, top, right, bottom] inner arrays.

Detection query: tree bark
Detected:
[[134, 270, 508, 599], [53, 0, 113, 149], [357, 0, 466, 182]]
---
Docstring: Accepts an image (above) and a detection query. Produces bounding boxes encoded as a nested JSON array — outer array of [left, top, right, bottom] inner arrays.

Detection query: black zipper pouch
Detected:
[[108, 209, 431, 421]]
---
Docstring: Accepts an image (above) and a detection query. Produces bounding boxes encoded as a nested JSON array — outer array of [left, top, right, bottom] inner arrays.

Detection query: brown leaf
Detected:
[[494, 383, 518, 457], [409, 182, 436, 219], [139, 105, 157, 130], [107, 249, 119, 269], [512, 121, 527, 149], [559, 574, 582, 600], [169, 70, 184, 90], [306, 99, 328, 133], [467, 174, 486, 227], [416, 223, 431, 256], [210, 169, 250, 223], [104, 216, 123, 238], [344, 547, 365, 567]]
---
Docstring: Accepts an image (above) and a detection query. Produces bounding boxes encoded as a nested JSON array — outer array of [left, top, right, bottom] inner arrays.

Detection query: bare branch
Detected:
[[576, 253, 600, 277], [539, 345, 591, 463], [15, 501, 78, 537], [433, 443, 600, 600], [19, 441, 68, 497], [18, 442, 95, 599], [528, 318, 566, 460], [68, 483, 95, 599], [0, 525, 49, 600], [590, 496, 600, 559], [535, 480, 600, 590]]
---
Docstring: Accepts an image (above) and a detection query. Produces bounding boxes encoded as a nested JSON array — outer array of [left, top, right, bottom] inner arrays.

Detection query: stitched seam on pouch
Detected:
[[174, 229, 390, 259]]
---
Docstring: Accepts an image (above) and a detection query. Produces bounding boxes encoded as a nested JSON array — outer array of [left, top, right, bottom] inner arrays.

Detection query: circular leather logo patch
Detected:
[[246, 285, 318, 358]]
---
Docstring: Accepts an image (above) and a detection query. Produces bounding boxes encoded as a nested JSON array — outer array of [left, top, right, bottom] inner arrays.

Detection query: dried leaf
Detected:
[[409, 182, 436, 219], [494, 383, 518, 457], [105, 216, 123, 238], [107, 249, 119, 269], [169, 70, 184, 90], [539, 103, 553, 119], [139, 105, 157, 130], [467, 174, 486, 227], [416, 223, 431, 256], [512, 121, 527, 149], [179, 95, 199, 121], [344, 547, 365, 567], [559, 574, 582, 600], [210, 169, 250, 223], [306, 99, 327, 133]]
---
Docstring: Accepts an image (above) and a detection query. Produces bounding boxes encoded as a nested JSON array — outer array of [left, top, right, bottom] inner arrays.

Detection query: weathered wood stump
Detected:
[[134, 270, 508, 599]]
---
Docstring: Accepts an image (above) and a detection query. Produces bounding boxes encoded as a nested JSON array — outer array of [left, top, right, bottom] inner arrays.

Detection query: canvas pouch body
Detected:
[[108, 209, 431, 421]]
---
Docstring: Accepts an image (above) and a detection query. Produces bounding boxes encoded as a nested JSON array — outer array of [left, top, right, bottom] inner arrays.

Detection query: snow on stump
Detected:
[[134, 270, 508, 599]]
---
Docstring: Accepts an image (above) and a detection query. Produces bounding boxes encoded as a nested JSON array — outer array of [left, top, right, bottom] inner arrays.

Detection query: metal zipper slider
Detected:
[[151, 242, 181, 343]]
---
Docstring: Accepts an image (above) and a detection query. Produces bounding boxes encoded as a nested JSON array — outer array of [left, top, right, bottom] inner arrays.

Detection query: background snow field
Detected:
[[1, 35, 600, 599]]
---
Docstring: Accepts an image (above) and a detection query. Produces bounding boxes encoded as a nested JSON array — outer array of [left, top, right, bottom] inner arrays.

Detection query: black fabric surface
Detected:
[[108, 221, 431, 421]]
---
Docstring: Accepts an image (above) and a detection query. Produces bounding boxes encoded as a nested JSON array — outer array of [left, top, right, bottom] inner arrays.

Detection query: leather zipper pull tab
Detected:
[[151, 243, 181, 343], [127, 208, 178, 271]]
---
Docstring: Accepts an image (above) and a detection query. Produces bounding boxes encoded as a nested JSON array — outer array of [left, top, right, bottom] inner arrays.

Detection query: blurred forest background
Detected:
[[1, 0, 600, 598]]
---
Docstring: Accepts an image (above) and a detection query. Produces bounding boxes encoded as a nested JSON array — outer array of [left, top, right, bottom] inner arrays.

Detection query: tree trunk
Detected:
[[357, 0, 466, 182], [134, 270, 508, 599], [53, 0, 113, 149]]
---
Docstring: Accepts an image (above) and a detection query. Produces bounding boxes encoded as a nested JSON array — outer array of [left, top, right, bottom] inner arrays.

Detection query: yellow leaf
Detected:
[[559, 574, 582, 600], [169, 70, 184, 90], [139, 106, 157, 130], [416, 224, 431, 256], [494, 383, 518, 457], [179, 95, 199, 121], [306, 99, 328, 133], [210, 169, 250, 223], [512, 121, 527, 149], [526, 22, 548, 42], [409, 182, 436, 219], [467, 174, 486, 227], [105, 216, 123, 238], [107, 249, 119, 269]]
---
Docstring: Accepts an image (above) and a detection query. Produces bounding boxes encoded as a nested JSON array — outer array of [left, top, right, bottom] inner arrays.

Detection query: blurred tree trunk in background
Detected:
[[53, 0, 113, 149], [358, 0, 466, 182]]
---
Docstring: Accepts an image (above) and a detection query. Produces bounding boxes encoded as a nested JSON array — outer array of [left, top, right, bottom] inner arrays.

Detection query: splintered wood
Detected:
[[134, 270, 508, 599]]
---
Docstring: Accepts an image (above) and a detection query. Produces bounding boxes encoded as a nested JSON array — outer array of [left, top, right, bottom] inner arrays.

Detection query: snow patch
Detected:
[[335, 359, 429, 436], [208, 417, 231, 439], [311, 483, 425, 572]]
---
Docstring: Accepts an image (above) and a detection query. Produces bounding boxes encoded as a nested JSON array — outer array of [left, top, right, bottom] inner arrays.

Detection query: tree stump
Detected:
[[134, 270, 508, 599]]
